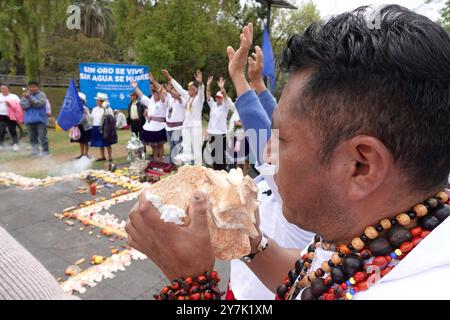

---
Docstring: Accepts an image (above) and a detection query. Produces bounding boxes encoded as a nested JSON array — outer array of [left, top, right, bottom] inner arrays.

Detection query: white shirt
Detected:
[[130, 101, 139, 120], [171, 79, 204, 128], [0, 93, 20, 116], [230, 171, 315, 300], [141, 95, 168, 132], [165, 95, 186, 131], [91, 106, 113, 126], [207, 97, 235, 135]]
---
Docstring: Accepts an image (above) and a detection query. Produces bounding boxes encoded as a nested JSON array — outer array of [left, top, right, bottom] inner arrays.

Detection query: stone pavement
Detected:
[[0, 178, 230, 300]]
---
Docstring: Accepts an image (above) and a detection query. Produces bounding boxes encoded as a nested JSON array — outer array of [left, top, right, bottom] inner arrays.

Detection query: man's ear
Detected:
[[345, 136, 394, 201]]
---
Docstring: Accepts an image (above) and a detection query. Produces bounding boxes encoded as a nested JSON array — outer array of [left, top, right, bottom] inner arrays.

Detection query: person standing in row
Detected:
[[132, 81, 168, 162], [90, 93, 115, 162], [70, 92, 93, 159], [164, 82, 186, 165], [0, 84, 21, 151], [162, 69, 204, 165], [205, 76, 235, 171], [20, 81, 49, 157], [126, 91, 146, 140]]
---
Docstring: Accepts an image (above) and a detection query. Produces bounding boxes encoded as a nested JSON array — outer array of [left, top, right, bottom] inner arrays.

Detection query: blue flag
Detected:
[[57, 79, 83, 131], [262, 25, 275, 91]]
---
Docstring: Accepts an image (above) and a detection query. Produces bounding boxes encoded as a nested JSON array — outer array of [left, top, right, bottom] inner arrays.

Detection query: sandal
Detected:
[[95, 157, 106, 162]]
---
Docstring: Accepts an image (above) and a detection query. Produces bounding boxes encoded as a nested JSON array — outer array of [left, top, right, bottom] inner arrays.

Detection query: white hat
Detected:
[[216, 91, 224, 98], [94, 92, 109, 101], [78, 92, 87, 103]]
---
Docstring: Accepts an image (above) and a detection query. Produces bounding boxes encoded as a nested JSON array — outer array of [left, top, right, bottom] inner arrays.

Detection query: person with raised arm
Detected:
[[162, 69, 204, 165], [205, 76, 235, 171], [131, 80, 168, 162]]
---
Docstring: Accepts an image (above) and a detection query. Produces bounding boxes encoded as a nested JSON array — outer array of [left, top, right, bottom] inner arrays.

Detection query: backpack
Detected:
[[102, 114, 118, 144]]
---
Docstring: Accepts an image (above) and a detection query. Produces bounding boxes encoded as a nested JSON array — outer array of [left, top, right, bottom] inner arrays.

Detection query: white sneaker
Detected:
[[12, 144, 19, 152]]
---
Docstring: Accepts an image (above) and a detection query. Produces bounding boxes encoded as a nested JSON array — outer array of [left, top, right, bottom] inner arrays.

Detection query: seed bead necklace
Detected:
[[276, 191, 450, 300]]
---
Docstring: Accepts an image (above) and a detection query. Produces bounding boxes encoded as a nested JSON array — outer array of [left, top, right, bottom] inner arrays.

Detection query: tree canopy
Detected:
[[0, 0, 320, 95]]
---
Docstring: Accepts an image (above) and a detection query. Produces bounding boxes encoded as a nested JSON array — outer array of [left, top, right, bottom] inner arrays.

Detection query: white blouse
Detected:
[[91, 106, 113, 126], [141, 95, 168, 132]]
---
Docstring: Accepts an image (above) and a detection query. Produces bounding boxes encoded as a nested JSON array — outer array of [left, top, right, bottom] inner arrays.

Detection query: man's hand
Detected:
[[227, 23, 253, 97], [125, 191, 215, 280], [227, 23, 253, 80], [217, 77, 226, 91], [207, 75, 214, 87], [162, 69, 172, 82], [248, 46, 266, 94], [194, 70, 203, 84], [131, 80, 138, 89], [149, 73, 156, 83], [22, 91, 29, 98]]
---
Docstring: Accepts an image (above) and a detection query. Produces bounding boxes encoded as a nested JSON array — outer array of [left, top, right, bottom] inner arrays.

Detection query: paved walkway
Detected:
[[0, 178, 230, 300]]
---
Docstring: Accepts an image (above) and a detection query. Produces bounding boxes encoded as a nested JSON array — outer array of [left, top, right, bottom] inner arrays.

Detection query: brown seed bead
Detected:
[[351, 238, 365, 251], [413, 204, 428, 217], [396, 213, 411, 226], [364, 226, 379, 240], [380, 218, 392, 230], [321, 261, 332, 273], [331, 252, 342, 265], [436, 192, 449, 204], [299, 276, 311, 288], [308, 271, 317, 282]]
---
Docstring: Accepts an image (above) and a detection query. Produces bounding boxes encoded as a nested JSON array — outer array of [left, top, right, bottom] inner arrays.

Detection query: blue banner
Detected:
[[79, 63, 151, 110], [57, 79, 83, 131]]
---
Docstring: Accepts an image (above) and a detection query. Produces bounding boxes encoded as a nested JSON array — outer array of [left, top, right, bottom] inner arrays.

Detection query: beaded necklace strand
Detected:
[[276, 191, 450, 300]]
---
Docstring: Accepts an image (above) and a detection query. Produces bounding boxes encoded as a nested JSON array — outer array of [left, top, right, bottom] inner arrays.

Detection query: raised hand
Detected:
[[227, 23, 253, 80], [226, 23, 253, 96], [248, 46, 264, 85], [207, 76, 214, 87], [194, 70, 203, 84], [162, 69, 172, 82], [217, 77, 226, 90], [131, 80, 138, 89], [149, 72, 156, 83]]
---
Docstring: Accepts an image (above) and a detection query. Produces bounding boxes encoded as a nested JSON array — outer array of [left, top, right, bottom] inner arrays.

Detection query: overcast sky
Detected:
[[248, 0, 446, 21], [309, 0, 445, 21]]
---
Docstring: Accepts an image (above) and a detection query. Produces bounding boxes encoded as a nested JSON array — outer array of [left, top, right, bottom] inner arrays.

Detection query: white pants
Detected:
[[182, 126, 203, 165]]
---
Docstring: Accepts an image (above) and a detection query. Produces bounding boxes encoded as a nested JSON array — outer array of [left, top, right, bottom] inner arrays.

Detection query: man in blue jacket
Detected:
[[20, 81, 49, 156]]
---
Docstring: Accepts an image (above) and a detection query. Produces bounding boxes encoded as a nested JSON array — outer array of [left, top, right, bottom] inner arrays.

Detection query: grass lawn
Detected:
[[0, 128, 138, 178]]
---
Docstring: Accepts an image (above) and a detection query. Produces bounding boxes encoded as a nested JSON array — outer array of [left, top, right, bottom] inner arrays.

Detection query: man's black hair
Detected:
[[28, 81, 39, 86], [279, 5, 450, 191]]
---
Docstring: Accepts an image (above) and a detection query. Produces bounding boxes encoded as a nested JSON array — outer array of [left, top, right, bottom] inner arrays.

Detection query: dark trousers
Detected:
[[27, 122, 49, 154], [167, 129, 183, 164], [207, 134, 227, 171], [130, 119, 143, 140], [0, 115, 18, 145]]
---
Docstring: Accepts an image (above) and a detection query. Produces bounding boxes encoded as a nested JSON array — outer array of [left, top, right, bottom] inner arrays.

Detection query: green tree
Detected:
[[440, 0, 450, 33], [0, 0, 69, 80], [73, 0, 114, 39], [270, 0, 321, 97]]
